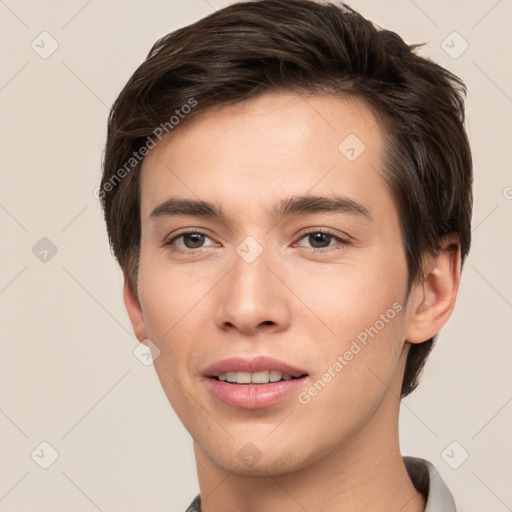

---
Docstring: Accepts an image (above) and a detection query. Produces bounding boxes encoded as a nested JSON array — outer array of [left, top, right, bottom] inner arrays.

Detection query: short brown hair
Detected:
[[100, 0, 472, 397]]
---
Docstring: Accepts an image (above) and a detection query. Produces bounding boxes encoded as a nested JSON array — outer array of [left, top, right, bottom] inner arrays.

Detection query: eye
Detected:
[[295, 230, 349, 250], [165, 229, 349, 253], [166, 231, 217, 251]]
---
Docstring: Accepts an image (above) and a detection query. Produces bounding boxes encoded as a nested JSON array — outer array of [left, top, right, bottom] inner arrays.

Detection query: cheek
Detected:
[[291, 244, 408, 345], [137, 263, 208, 422], [136, 256, 201, 370], [288, 245, 409, 419], [138, 245, 207, 329], [294, 301, 407, 451]]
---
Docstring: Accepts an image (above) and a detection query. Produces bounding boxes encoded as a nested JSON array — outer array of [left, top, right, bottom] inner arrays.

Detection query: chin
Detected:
[[200, 434, 316, 477], [218, 452, 306, 477]]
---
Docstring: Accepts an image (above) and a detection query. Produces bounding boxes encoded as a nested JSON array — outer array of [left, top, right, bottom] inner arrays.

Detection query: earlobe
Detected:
[[405, 239, 461, 344], [123, 277, 148, 343]]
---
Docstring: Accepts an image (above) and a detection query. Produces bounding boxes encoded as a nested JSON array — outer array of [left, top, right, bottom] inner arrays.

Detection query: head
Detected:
[[100, 0, 472, 474]]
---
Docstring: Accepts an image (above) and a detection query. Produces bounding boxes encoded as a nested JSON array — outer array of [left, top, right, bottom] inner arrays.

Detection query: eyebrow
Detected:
[[150, 195, 372, 221]]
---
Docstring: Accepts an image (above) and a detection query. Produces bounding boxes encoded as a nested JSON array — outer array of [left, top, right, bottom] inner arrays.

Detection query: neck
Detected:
[[193, 388, 425, 512]]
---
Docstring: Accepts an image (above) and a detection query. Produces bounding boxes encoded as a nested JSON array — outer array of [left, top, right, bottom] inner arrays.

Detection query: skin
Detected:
[[124, 92, 461, 512]]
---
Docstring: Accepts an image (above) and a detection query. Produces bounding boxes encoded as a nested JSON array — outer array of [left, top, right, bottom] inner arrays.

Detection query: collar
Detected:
[[404, 456, 457, 511]]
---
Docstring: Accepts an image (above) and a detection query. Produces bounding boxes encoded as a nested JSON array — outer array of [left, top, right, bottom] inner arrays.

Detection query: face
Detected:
[[131, 92, 413, 475]]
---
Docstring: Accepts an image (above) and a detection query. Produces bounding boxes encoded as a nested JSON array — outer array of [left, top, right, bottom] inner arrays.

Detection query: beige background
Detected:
[[1, 0, 511, 511]]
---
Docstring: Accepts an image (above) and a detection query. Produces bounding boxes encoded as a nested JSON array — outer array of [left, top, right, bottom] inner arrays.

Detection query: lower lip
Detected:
[[206, 377, 307, 410]]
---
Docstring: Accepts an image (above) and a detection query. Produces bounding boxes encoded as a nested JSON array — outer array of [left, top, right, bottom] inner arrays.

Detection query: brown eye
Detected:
[[307, 232, 333, 248], [182, 233, 206, 248], [166, 231, 217, 251], [296, 230, 347, 249]]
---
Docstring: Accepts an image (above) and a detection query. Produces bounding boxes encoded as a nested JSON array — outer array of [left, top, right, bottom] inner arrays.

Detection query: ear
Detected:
[[405, 237, 461, 344], [123, 276, 148, 343]]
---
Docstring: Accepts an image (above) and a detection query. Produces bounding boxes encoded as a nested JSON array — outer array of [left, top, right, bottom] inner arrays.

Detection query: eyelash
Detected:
[[164, 229, 350, 254]]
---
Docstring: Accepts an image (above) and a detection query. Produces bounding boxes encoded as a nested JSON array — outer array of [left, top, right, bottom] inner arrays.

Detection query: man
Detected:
[[99, 1, 472, 510]]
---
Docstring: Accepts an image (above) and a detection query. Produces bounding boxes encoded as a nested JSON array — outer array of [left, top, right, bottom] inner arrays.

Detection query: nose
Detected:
[[214, 247, 292, 336]]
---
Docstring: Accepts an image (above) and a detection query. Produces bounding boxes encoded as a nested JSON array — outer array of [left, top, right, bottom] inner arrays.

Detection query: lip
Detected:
[[206, 378, 307, 409], [203, 356, 308, 379], [203, 356, 309, 410]]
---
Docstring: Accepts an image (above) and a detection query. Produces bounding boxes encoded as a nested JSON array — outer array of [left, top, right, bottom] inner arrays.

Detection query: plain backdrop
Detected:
[[1, 1, 511, 511]]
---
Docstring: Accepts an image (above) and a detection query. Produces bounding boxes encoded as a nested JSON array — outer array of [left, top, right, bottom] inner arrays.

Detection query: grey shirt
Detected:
[[184, 456, 456, 511]]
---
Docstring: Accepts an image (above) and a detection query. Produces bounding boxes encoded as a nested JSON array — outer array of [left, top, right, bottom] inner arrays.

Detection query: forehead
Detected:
[[139, 91, 389, 220]]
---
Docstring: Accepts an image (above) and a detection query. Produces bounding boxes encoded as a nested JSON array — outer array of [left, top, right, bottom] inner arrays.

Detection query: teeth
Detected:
[[269, 370, 282, 382], [236, 371, 251, 384], [251, 370, 269, 383], [217, 370, 296, 384]]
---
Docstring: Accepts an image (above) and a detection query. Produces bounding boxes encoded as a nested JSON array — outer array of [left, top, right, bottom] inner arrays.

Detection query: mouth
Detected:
[[212, 370, 308, 384], [203, 356, 309, 409]]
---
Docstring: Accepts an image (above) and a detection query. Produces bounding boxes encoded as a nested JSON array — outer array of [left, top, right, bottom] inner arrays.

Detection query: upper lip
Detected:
[[203, 356, 308, 378]]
